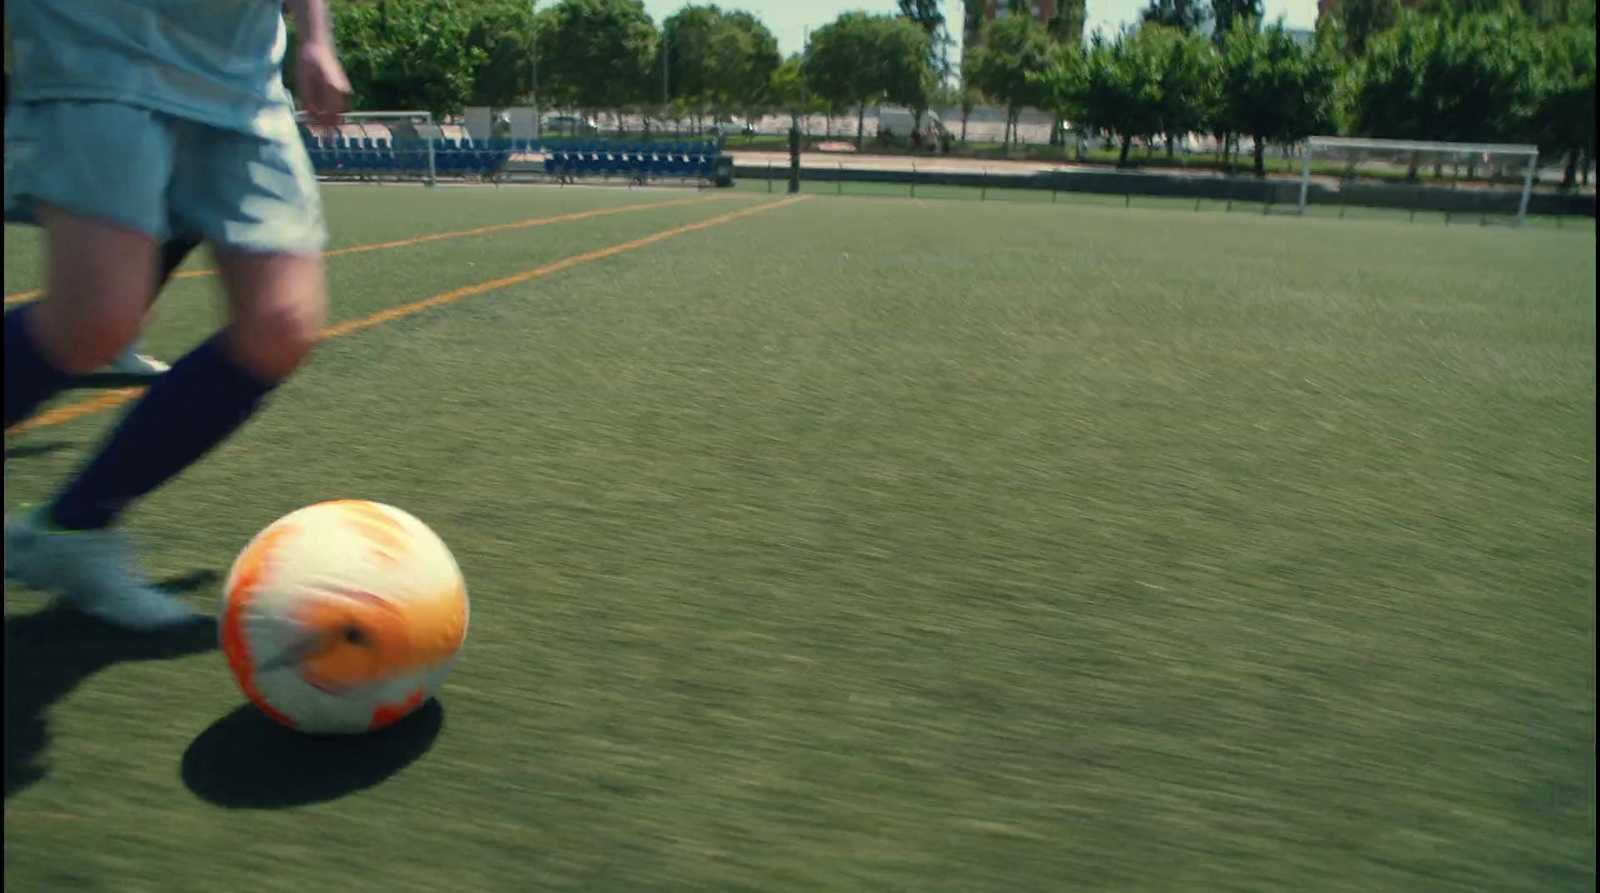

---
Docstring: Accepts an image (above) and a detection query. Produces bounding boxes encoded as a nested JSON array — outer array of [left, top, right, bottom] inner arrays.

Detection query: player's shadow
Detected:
[[68, 371, 163, 390], [3, 440, 76, 461], [4, 571, 222, 799], [181, 699, 443, 809]]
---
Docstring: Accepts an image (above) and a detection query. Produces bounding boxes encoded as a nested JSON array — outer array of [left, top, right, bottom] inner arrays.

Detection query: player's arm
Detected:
[[284, 0, 351, 126]]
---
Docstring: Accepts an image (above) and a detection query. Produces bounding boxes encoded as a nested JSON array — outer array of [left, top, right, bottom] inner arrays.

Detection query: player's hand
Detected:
[[295, 41, 352, 127]]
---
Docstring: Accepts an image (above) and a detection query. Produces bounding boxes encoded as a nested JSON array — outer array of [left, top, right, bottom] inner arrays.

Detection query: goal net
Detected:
[[1298, 137, 1541, 226]]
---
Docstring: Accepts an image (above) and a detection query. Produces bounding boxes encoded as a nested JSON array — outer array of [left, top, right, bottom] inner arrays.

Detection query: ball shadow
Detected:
[[5, 586, 220, 799], [180, 699, 443, 809]]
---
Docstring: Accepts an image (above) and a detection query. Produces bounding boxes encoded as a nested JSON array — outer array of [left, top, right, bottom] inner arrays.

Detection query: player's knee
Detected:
[[30, 297, 146, 375], [229, 292, 327, 382]]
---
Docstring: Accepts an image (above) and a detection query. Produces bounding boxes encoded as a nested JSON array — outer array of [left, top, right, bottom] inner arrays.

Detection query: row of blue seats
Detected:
[[544, 149, 716, 180], [303, 136, 505, 176], [303, 136, 719, 157], [301, 136, 715, 180]]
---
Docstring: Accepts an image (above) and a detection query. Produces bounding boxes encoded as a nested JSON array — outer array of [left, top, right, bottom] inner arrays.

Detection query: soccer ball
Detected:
[[219, 500, 469, 735]]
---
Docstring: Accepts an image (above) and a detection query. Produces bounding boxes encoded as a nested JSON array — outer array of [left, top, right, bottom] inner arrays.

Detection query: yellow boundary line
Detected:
[[1, 194, 729, 305], [6, 195, 809, 437]]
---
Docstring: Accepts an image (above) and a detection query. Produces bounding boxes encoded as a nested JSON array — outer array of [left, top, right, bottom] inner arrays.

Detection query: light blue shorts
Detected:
[[4, 100, 326, 255]]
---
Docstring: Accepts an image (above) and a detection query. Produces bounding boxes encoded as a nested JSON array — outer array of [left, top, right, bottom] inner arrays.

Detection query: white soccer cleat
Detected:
[[4, 507, 201, 631], [108, 350, 171, 376]]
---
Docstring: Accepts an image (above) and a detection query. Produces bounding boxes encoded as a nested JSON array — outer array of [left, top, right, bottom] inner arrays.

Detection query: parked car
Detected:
[[544, 115, 598, 136]]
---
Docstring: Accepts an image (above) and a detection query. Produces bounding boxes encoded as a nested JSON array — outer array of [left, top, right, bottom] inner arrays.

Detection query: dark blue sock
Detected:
[[5, 305, 73, 429], [50, 333, 277, 530]]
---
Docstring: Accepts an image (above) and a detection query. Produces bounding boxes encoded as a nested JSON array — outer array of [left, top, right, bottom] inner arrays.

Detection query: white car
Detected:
[[544, 115, 598, 136]]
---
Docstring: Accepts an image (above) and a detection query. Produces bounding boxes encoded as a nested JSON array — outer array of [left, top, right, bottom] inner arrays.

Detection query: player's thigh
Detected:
[[4, 102, 173, 371], [170, 114, 328, 381]]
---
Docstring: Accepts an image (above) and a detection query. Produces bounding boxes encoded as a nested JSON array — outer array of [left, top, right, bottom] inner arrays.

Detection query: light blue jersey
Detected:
[[6, 0, 293, 137]]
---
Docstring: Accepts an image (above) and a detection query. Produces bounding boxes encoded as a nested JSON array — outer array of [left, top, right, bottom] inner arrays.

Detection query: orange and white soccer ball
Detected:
[[220, 500, 469, 735]]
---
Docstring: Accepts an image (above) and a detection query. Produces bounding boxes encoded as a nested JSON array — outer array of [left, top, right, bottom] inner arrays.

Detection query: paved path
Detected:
[[728, 151, 1090, 176], [727, 150, 1331, 184]]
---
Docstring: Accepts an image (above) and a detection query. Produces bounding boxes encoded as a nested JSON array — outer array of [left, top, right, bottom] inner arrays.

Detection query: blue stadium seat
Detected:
[[651, 152, 674, 179]]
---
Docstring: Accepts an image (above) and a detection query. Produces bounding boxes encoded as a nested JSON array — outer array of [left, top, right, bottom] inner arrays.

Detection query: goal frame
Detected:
[[1299, 136, 1541, 226]]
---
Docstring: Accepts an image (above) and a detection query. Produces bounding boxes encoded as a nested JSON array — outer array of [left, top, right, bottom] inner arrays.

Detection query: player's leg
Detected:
[[2, 103, 205, 629], [4, 102, 167, 428], [105, 236, 203, 376], [3, 216, 159, 427], [14, 112, 327, 630]]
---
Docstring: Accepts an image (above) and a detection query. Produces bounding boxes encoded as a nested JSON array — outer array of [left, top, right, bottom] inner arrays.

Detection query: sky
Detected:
[[636, 0, 1320, 59]]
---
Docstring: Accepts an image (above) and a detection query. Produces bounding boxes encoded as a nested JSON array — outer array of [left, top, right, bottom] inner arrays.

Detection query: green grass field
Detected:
[[4, 184, 1595, 893]]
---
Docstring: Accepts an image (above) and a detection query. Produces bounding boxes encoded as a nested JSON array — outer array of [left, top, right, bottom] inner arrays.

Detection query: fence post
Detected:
[[427, 141, 436, 187], [1297, 142, 1313, 216], [981, 168, 988, 201], [767, 162, 773, 194], [837, 162, 843, 196], [911, 161, 917, 198], [1515, 151, 1536, 227]]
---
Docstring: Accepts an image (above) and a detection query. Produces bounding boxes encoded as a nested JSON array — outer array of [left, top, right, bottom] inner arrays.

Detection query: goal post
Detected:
[[1300, 136, 1541, 226]]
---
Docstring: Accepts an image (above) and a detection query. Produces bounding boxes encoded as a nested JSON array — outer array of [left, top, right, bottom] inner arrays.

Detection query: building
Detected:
[[969, 0, 1073, 48]]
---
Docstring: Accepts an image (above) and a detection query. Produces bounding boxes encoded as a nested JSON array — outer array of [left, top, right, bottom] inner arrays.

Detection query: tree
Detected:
[[1048, 0, 1088, 45], [1037, 31, 1170, 165], [961, 0, 988, 53], [957, 60, 983, 142], [1042, 0, 1090, 144], [1325, 0, 1401, 57], [1141, 0, 1211, 33], [770, 53, 831, 127], [1204, 3, 1258, 162], [1094, 31, 1168, 164], [1412, 0, 1582, 22], [806, 12, 932, 149], [1032, 41, 1089, 155], [716, 11, 782, 125], [1216, 20, 1337, 176], [1347, 10, 1546, 177], [1210, 0, 1263, 48], [879, 15, 939, 137], [1146, 25, 1219, 161], [1425, 14, 1543, 145], [663, 7, 780, 128], [535, 0, 658, 119], [333, 0, 485, 120], [466, 0, 537, 108], [898, 0, 951, 133], [1532, 24, 1597, 187], [965, 13, 1053, 149], [661, 5, 721, 125], [898, 0, 950, 72]]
